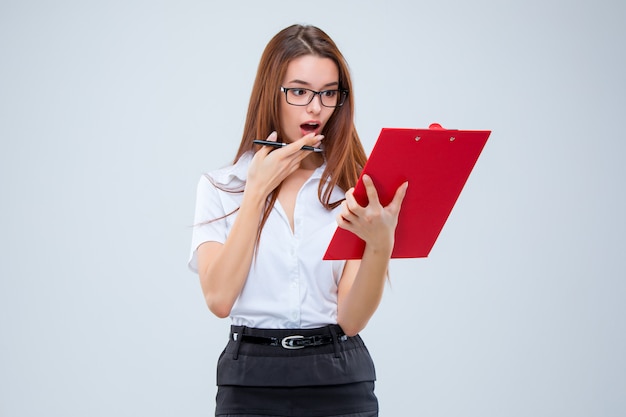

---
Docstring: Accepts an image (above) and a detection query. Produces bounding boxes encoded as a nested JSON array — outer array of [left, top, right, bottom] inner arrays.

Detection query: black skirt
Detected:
[[215, 325, 378, 417]]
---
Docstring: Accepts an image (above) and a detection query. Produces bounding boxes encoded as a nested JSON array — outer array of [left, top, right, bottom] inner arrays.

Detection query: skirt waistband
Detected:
[[231, 325, 347, 349], [218, 325, 377, 387], [230, 324, 344, 337]]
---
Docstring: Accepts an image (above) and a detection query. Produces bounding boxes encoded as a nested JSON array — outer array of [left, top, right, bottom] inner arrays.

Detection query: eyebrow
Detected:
[[286, 79, 339, 88]]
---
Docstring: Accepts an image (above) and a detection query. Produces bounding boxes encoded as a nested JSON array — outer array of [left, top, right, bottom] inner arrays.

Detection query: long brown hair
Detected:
[[234, 24, 367, 241]]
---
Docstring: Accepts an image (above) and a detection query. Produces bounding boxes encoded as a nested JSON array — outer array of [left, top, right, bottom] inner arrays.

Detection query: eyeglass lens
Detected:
[[284, 88, 345, 107]]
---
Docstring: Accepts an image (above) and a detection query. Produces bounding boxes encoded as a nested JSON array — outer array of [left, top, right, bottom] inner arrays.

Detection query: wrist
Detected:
[[241, 188, 267, 213], [364, 237, 394, 258]]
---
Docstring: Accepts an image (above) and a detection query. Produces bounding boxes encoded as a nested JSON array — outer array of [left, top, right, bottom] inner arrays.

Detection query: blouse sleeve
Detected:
[[187, 175, 229, 273]]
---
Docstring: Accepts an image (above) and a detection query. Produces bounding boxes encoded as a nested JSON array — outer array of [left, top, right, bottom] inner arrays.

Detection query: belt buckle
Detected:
[[281, 335, 305, 349]]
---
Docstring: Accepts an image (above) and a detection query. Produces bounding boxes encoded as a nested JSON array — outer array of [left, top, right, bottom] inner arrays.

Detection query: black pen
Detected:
[[253, 139, 323, 153]]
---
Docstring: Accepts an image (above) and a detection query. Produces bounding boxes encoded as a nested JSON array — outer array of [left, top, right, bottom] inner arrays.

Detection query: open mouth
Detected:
[[300, 122, 320, 135]]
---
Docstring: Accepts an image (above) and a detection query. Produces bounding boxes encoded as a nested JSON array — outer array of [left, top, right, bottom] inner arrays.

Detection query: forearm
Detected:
[[199, 192, 265, 317], [337, 241, 393, 336], [335, 177, 408, 335]]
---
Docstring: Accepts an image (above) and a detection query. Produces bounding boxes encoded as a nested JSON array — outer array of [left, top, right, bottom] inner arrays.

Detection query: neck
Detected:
[[299, 152, 324, 170]]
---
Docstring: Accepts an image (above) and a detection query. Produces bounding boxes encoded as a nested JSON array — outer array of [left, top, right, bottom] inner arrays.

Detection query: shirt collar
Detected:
[[205, 152, 252, 189]]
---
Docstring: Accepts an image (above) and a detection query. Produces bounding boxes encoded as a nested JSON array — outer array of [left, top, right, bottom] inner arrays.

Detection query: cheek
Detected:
[[322, 108, 337, 126], [278, 103, 291, 131], [279, 108, 300, 141]]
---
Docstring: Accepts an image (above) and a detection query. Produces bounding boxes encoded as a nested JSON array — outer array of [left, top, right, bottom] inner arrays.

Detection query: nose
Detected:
[[307, 92, 323, 113]]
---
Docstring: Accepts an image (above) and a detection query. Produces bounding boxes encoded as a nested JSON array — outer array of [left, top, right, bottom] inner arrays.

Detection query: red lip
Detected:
[[300, 120, 321, 136]]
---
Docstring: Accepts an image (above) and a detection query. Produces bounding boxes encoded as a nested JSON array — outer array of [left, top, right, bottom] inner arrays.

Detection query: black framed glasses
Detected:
[[280, 86, 348, 108]]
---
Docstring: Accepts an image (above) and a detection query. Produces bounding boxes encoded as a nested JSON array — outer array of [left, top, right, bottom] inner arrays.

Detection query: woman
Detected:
[[189, 24, 407, 417]]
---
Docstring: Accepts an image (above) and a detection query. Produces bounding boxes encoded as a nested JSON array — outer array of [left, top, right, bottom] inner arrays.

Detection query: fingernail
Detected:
[[316, 135, 325, 140]]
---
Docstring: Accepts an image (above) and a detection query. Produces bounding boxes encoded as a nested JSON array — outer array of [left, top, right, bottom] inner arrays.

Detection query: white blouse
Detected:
[[188, 152, 348, 329]]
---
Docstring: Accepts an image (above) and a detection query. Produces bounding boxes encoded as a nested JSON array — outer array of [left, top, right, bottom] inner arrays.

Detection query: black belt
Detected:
[[234, 333, 349, 350]]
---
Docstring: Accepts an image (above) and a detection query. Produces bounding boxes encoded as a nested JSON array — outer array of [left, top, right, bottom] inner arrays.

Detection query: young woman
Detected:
[[189, 24, 407, 417]]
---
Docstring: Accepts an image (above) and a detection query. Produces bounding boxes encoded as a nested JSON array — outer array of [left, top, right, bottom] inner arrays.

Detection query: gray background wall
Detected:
[[1, 0, 624, 416]]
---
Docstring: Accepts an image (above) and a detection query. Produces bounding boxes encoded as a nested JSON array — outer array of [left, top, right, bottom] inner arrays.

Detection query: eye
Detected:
[[290, 88, 308, 97], [322, 90, 338, 98]]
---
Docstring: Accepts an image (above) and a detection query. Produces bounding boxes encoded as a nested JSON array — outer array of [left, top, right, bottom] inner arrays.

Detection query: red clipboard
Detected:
[[323, 124, 491, 260]]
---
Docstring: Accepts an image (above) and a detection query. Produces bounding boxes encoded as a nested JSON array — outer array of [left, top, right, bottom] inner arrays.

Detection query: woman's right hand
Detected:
[[245, 131, 324, 199]]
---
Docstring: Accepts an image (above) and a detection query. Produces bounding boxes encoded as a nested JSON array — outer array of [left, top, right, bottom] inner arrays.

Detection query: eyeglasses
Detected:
[[280, 86, 348, 108]]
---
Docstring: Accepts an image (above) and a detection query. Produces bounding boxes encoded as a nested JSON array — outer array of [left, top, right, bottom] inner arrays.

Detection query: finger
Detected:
[[265, 131, 278, 142], [301, 132, 325, 146], [275, 133, 313, 158], [339, 200, 357, 221], [362, 175, 381, 207], [336, 211, 355, 232], [290, 133, 325, 151], [388, 181, 409, 213], [255, 131, 278, 156], [343, 188, 360, 214]]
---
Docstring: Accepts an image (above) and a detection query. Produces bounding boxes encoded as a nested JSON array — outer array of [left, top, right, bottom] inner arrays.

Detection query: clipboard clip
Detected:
[[417, 123, 446, 142], [428, 123, 456, 141]]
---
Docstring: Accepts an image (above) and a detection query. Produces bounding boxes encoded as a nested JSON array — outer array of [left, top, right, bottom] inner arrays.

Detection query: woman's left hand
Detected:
[[337, 175, 408, 254]]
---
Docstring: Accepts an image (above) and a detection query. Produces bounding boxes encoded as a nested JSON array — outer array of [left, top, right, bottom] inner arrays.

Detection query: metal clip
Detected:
[[281, 335, 305, 349]]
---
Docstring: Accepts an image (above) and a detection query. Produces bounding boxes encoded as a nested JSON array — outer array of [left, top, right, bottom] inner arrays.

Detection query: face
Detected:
[[279, 55, 339, 143]]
